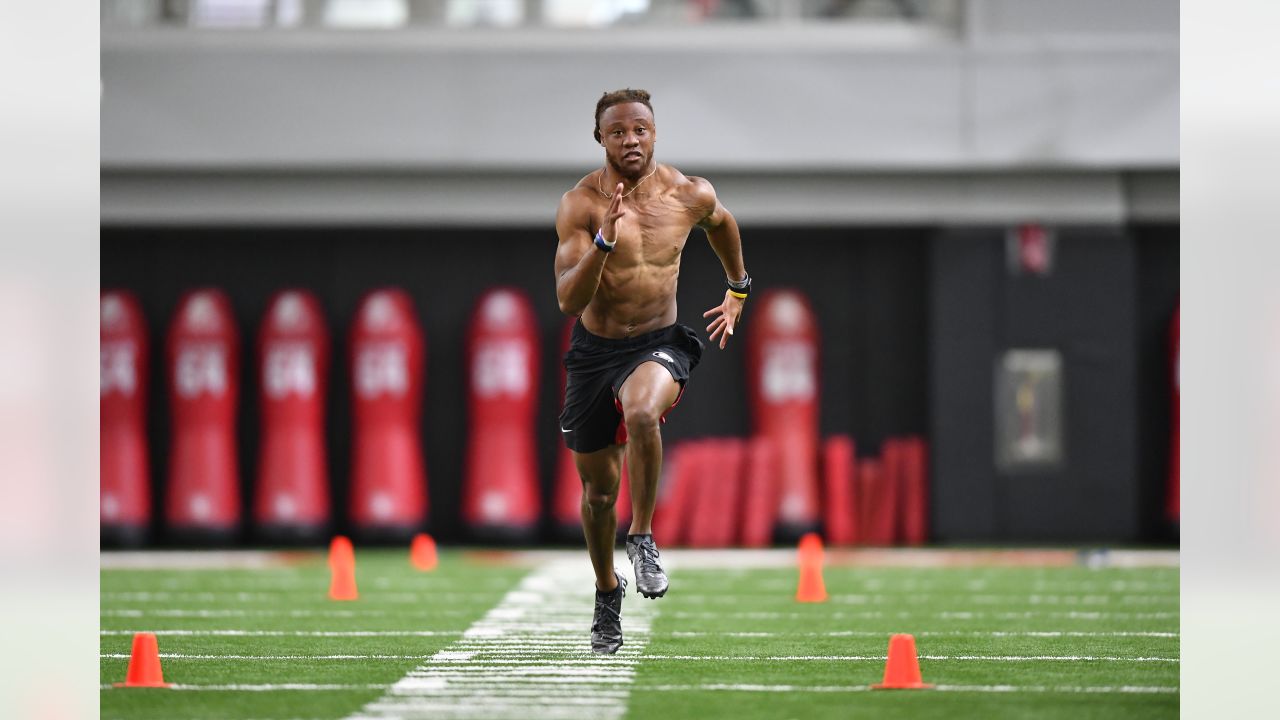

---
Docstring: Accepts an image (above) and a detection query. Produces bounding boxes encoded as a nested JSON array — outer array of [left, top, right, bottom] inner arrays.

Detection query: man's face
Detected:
[[598, 102, 656, 178]]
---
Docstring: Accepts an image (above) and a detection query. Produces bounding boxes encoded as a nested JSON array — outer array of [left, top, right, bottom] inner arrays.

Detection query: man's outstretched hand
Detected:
[[703, 292, 747, 350], [601, 183, 626, 243]]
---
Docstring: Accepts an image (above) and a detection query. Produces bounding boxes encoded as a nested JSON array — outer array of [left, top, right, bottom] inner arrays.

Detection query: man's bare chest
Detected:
[[596, 200, 693, 263]]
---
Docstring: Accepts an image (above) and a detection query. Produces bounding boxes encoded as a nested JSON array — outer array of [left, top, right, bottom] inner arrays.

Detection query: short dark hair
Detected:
[[594, 88, 653, 143]]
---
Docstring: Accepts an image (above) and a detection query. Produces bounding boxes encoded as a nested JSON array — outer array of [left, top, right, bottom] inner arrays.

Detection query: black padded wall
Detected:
[[101, 226, 931, 544], [930, 227, 1144, 542]]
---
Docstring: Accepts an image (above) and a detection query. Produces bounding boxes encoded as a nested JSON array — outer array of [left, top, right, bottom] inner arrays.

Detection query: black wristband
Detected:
[[727, 274, 751, 298]]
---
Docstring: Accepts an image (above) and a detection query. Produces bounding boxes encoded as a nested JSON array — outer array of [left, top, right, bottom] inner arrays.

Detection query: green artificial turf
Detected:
[[101, 550, 1178, 719]]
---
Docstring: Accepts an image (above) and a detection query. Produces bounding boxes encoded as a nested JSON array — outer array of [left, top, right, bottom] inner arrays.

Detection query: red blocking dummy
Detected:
[[857, 458, 884, 545], [740, 436, 780, 548], [821, 435, 858, 546], [165, 289, 241, 537], [652, 441, 703, 548], [349, 289, 427, 535], [746, 290, 821, 542], [900, 436, 929, 546], [254, 290, 330, 538], [877, 438, 904, 545], [101, 291, 151, 544], [462, 289, 542, 540], [686, 439, 745, 547]]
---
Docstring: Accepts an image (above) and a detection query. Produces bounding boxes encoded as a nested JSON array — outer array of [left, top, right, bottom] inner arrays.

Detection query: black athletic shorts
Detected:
[[559, 320, 704, 453]]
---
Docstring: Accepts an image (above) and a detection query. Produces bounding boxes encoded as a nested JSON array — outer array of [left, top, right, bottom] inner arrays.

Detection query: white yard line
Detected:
[[97, 627, 1177, 638], [99, 681, 1179, 695], [664, 610, 1178, 620], [680, 578, 1178, 593], [645, 683, 1180, 694], [666, 630, 1178, 638], [344, 557, 656, 720], [100, 630, 462, 637], [100, 652, 1178, 663], [101, 608, 475, 618], [101, 654, 440, 660], [100, 592, 498, 603]]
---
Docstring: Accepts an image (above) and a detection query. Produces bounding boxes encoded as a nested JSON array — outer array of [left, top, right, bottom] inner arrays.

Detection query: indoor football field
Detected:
[[100, 546, 1178, 719]]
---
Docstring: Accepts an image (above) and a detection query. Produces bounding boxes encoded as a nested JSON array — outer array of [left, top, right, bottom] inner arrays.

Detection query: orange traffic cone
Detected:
[[410, 533, 438, 571], [871, 633, 934, 689], [329, 535, 354, 569], [795, 532, 828, 603], [113, 632, 171, 688], [329, 535, 358, 601]]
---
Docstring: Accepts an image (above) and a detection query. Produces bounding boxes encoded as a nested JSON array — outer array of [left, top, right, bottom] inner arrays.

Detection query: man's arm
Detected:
[[691, 178, 748, 349], [554, 186, 624, 316]]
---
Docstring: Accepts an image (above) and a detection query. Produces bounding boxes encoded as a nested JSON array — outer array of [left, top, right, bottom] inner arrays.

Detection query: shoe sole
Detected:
[[638, 586, 668, 599]]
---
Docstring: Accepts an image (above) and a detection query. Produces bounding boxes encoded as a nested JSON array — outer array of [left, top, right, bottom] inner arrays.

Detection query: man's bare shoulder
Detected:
[[665, 166, 717, 216], [558, 175, 601, 222]]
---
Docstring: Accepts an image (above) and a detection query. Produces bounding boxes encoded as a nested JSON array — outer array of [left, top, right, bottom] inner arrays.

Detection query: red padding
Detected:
[[652, 441, 702, 547], [881, 438, 904, 545], [686, 439, 746, 547], [821, 435, 858, 546], [858, 458, 892, 546], [740, 437, 781, 547], [900, 436, 929, 546]]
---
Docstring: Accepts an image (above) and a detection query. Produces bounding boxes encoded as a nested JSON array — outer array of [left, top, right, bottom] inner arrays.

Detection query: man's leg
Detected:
[[618, 362, 681, 534], [617, 362, 681, 598], [574, 445, 626, 591], [575, 445, 628, 654]]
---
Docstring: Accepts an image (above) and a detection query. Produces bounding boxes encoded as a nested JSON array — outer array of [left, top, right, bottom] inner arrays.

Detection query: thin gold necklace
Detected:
[[597, 165, 658, 200]]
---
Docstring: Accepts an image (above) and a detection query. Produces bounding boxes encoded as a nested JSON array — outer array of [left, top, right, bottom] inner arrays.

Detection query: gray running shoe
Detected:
[[627, 535, 669, 599], [590, 571, 627, 655]]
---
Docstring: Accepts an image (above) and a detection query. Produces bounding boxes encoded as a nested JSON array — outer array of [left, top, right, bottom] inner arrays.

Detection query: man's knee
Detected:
[[582, 484, 619, 514], [622, 402, 663, 436]]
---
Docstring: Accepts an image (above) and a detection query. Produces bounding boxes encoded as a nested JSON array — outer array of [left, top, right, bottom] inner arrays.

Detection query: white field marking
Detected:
[[830, 594, 1176, 605], [666, 630, 1178, 638], [666, 593, 1175, 607], [664, 609, 1178, 621], [101, 682, 1179, 695], [126, 576, 516, 592], [100, 591, 496, 603], [657, 548, 1179, 569], [102, 654, 438, 660], [631, 655, 1180, 663], [641, 683, 1179, 695], [101, 683, 389, 691], [677, 579, 1178, 594], [101, 608, 475, 618], [100, 630, 462, 637], [100, 652, 1179, 663], [345, 557, 656, 720]]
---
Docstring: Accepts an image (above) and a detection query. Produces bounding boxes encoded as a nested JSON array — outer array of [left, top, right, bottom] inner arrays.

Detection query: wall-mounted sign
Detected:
[[1006, 223, 1056, 277], [995, 349, 1064, 471]]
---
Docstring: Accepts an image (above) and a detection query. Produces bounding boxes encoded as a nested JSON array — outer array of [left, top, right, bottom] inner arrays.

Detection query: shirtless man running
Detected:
[[554, 88, 750, 654]]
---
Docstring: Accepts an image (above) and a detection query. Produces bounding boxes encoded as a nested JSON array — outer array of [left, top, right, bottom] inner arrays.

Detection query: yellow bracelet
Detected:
[[728, 290, 749, 300]]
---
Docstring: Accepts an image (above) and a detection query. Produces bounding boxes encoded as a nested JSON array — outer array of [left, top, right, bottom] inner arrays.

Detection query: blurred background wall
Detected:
[[100, 0, 1179, 545]]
